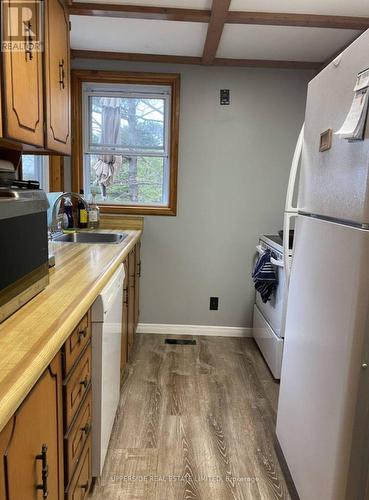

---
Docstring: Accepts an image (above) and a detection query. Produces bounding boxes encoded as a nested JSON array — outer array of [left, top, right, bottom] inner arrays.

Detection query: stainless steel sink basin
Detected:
[[53, 232, 127, 244]]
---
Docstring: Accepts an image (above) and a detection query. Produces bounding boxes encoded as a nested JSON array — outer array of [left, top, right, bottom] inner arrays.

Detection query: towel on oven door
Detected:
[[252, 249, 278, 303]]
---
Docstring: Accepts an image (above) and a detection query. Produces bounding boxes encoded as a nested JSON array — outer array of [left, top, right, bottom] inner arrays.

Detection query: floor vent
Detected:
[[165, 339, 196, 345]]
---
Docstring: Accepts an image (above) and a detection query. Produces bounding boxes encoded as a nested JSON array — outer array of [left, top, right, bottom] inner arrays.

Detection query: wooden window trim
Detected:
[[49, 156, 65, 192], [71, 69, 180, 216]]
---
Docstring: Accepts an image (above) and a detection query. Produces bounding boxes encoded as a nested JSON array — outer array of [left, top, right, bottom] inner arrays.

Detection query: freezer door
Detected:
[[276, 215, 369, 500], [299, 30, 369, 225]]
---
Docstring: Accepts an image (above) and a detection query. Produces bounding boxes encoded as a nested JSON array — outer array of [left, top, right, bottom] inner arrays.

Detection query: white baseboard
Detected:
[[136, 323, 252, 338]]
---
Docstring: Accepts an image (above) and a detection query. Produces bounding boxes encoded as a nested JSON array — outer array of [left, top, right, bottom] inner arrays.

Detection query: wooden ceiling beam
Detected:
[[202, 0, 231, 65], [71, 49, 322, 70], [214, 58, 321, 70], [226, 11, 369, 30], [71, 50, 203, 65], [68, 4, 369, 30], [68, 3, 210, 22]]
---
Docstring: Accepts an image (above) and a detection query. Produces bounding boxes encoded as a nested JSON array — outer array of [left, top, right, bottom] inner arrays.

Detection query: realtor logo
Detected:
[[1, 0, 43, 53]]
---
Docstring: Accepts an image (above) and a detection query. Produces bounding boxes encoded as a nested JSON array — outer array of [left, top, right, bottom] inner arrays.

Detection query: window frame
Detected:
[[21, 155, 50, 191], [71, 70, 180, 216]]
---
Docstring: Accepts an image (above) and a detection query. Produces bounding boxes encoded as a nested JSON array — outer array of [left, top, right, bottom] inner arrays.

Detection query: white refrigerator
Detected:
[[276, 30, 369, 500]]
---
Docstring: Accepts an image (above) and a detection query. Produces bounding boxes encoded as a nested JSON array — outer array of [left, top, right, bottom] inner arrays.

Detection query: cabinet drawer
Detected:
[[64, 314, 91, 377], [64, 345, 91, 429], [65, 389, 92, 484], [67, 435, 92, 500]]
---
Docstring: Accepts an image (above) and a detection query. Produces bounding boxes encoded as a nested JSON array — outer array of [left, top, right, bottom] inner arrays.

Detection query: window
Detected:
[[72, 71, 180, 215], [22, 155, 49, 191]]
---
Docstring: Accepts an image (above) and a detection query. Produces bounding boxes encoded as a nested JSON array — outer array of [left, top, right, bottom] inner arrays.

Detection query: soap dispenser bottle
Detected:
[[78, 189, 88, 229], [88, 192, 100, 229]]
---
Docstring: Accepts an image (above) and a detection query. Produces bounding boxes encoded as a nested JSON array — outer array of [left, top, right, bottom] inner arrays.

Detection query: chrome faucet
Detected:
[[50, 191, 89, 235]]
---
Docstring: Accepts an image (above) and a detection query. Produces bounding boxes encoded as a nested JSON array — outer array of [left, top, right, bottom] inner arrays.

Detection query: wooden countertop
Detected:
[[0, 229, 142, 433]]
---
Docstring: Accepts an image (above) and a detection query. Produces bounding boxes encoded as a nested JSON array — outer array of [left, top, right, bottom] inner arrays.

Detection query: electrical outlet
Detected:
[[210, 297, 219, 310]]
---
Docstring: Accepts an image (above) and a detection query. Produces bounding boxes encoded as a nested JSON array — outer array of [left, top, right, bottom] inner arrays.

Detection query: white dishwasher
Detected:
[[91, 264, 124, 477]]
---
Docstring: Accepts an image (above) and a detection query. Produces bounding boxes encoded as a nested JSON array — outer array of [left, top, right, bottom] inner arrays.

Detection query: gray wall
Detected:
[[72, 59, 313, 327]]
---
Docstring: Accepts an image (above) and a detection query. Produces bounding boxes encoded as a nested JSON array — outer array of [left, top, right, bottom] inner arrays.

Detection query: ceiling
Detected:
[[69, 0, 369, 68], [71, 17, 208, 56]]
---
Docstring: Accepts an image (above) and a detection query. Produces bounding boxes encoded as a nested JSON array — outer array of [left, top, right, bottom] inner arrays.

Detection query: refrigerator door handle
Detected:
[[285, 123, 304, 213], [283, 213, 294, 284], [283, 123, 304, 285]]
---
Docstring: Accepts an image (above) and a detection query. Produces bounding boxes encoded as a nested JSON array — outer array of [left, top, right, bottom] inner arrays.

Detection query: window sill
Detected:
[[99, 204, 177, 216]]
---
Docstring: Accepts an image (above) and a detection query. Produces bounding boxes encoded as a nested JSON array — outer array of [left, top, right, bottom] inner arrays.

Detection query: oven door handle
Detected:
[[270, 257, 284, 268], [256, 246, 283, 267]]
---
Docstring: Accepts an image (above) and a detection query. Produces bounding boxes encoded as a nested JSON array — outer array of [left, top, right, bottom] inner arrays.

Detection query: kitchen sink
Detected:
[[53, 232, 127, 244]]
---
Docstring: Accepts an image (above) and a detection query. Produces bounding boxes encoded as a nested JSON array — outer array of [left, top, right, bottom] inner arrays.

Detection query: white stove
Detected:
[[252, 234, 292, 379]]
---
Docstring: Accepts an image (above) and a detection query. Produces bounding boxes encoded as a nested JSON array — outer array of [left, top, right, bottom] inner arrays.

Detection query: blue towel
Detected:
[[252, 249, 278, 303]]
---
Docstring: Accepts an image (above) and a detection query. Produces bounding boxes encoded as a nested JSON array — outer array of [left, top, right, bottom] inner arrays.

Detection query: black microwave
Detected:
[[0, 189, 49, 323]]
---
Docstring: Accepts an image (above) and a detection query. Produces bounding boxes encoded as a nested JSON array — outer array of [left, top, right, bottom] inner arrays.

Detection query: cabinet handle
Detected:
[[59, 59, 65, 90], [138, 261, 142, 277], [80, 377, 88, 388], [123, 288, 128, 305], [78, 329, 87, 341], [36, 444, 49, 499], [24, 21, 33, 62], [81, 422, 90, 434], [80, 481, 89, 492]]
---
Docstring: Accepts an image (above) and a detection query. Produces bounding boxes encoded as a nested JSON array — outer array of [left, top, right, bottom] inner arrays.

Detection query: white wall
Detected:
[[72, 59, 313, 327]]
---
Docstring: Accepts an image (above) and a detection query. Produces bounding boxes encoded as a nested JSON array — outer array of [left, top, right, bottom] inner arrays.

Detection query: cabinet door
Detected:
[[127, 247, 136, 355], [0, 353, 63, 499], [44, 0, 71, 154], [134, 241, 141, 331], [0, 420, 12, 498], [0, 63, 3, 138], [2, 0, 44, 146], [121, 259, 129, 380]]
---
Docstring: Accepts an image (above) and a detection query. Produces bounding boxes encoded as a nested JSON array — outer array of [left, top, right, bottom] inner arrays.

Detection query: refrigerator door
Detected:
[[298, 30, 369, 225], [276, 215, 369, 500]]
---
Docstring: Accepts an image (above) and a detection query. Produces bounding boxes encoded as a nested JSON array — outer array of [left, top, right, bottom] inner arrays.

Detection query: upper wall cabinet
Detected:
[[44, 0, 71, 154], [1, 0, 44, 147], [0, 0, 71, 155]]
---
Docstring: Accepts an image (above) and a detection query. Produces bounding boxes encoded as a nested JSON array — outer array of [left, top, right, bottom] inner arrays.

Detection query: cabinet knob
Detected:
[[80, 481, 89, 492], [81, 422, 91, 434], [78, 329, 87, 341], [80, 377, 88, 388]]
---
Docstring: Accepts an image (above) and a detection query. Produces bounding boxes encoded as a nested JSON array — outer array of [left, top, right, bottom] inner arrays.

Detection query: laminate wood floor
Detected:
[[89, 334, 295, 500]]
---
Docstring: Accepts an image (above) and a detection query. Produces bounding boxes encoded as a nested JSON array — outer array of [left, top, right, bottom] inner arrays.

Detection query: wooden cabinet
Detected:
[[135, 241, 141, 331], [65, 389, 91, 484], [64, 344, 92, 431], [1, 0, 44, 147], [121, 260, 129, 381], [125, 242, 142, 361], [44, 0, 71, 154], [121, 241, 141, 377], [66, 435, 92, 500], [0, 0, 71, 154], [127, 247, 136, 356], [62, 314, 92, 494], [0, 353, 64, 499], [0, 63, 3, 138], [63, 313, 91, 376]]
